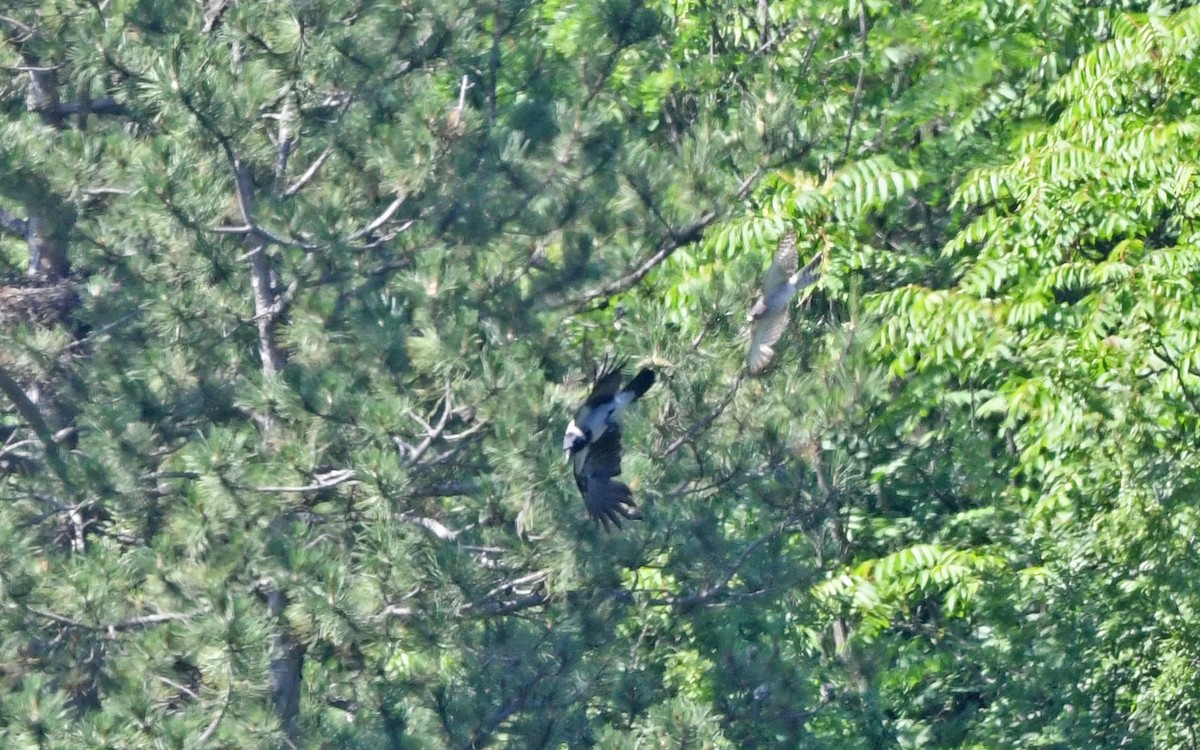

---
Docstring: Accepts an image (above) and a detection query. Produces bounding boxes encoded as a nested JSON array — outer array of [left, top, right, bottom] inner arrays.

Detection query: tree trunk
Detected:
[[267, 587, 305, 747]]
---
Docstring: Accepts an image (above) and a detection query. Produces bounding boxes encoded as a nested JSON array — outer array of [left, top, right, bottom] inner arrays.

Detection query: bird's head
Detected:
[[562, 420, 588, 461]]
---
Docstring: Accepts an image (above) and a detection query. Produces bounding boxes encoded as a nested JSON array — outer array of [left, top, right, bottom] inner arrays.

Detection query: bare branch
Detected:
[[283, 147, 333, 197], [273, 97, 297, 195], [0, 365, 69, 484], [403, 515, 460, 541], [202, 0, 234, 34], [410, 481, 480, 497], [196, 684, 232, 746], [82, 186, 133, 197], [483, 569, 549, 600], [447, 74, 472, 132], [382, 604, 414, 620], [47, 97, 126, 118], [398, 380, 455, 463], [232, 158, 256, 225], [141, 470, 202, 481], [570, 210, 718, 307], [158, 675, 201, 702], [0, 15, 36, 37], [215, 224, 315, 253], [456, 74, 471, 111], [442, 420, 486, 442], [663, 374, 744, 457], [213, 224, 254, 235], [562, 164, 766, 309], [350, 193, 409, 240], [474, 590, 548, 616], [253, 469, 358, 493], [27, 606, 205, 635], [840, 5, 869, 163]]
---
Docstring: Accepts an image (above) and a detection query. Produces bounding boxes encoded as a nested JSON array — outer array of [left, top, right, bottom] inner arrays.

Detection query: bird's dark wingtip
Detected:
[[626, 368, 656, 399], [588, 481, 644, 533]]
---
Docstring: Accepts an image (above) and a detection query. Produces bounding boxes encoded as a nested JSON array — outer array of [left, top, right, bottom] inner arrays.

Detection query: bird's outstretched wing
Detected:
[[572, 426, 643, 531], [748, 304, 791, 375], [792, 252, 822, 294], [584, 359, 626, 408], [747, 232, 821, 375], [760, 231, 799, 299]]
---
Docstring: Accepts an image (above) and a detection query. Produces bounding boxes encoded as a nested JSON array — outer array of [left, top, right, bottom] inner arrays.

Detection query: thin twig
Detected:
[[283, 147, 333, 197], [403, 515, 460, 541], [350, 193, 409, 240], [840, 5, 869, 163], [565, 164, 766, 308], [663, 374, 745, 457], [27, 606, 203, 634], [0, 366, 69, 484], [409, 481, 479, 497], [57, 311, 138, 354], [400, 380, 454, 463], [196, 677, 232, 746], [253, 469, 357, 493], [572, 211, 718, 306], [483, 569, 549, 600]]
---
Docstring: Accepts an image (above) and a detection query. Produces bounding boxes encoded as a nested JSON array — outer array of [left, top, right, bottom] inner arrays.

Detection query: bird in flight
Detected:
[[747, 230, 821, 375], [563, 362, 655, 530]]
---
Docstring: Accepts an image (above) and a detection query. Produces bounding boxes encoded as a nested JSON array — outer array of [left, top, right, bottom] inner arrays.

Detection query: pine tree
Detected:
[[4, 0, 1193, 748]]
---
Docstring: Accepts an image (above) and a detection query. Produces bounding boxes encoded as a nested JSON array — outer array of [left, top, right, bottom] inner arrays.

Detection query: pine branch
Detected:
[[283, 147, 333, 197], [564, 164, 767, 308], [662, 374, 745, 457], [402, 515, 461, 540], [27, 606, 205, 634], [474, 590, 548, 616], [0, 365, 69, 484], [196, 683, 232, 746], [463, 671, 543, 750], [409, 481, 480, 497], [394, 380, 455, 463], [0, 14, 35, 38], [572, 210, 718, 307], [253, 469, 357, 493], [349, 193, 410, 240], [43, 96, 126, 119], [644, 561, 817, 611], [177, 79, 313, 251]]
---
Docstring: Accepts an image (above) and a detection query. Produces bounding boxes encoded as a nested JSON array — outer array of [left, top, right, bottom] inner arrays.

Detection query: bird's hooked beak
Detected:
[[563, 419, 585, 463]]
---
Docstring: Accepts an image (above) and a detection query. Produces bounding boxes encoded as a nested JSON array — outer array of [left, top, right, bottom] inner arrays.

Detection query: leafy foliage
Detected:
[[3, 0, 1200, 749]]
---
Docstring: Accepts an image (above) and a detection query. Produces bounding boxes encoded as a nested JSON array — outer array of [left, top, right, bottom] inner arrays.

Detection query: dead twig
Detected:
[[253, 469, 358, 493]]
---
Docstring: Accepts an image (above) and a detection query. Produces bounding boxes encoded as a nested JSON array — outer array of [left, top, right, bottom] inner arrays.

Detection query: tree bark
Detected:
[[267, 588, 305, 747], [235, 160, 288, 379]]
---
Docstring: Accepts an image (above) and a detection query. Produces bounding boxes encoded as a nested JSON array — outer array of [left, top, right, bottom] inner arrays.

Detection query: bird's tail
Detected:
[[624, 368, 656, 400]]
